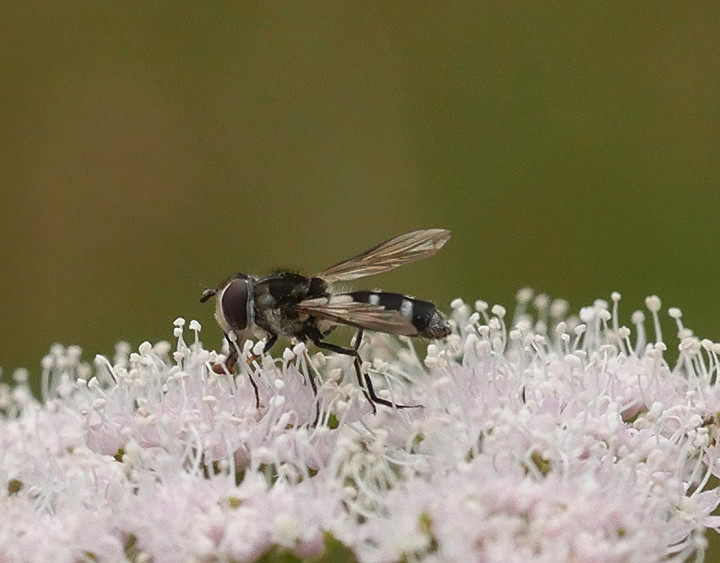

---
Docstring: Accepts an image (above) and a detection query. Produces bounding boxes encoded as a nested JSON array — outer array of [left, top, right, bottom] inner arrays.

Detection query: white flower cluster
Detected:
[[1, 292, 719, 562]]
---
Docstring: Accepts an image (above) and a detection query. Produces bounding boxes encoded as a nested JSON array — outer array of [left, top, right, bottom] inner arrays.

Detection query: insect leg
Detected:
[[311, 339, 376, 414], [351, 329, 421, 411], [349, 329, 379, 411], [353, 329, 364, 351], [301, 349, 321, 426], [302, 350, 319, 397], [311, 337, 421, 413], [247, 374, 261, 409], [214, 345, 238, 374], [262, 334, 278, 355], [213, 333, 261, 409]]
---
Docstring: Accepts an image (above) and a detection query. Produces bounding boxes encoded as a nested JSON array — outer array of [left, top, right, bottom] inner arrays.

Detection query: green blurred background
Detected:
[[2, 3, 720, 374], [2, 2, 720, 556]]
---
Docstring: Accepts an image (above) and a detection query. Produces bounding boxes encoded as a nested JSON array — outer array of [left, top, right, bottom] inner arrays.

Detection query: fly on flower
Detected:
[[200, 229, 452, 413]]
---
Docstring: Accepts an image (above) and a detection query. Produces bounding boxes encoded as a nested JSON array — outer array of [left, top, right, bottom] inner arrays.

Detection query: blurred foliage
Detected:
[[1, 2, 719, 557]]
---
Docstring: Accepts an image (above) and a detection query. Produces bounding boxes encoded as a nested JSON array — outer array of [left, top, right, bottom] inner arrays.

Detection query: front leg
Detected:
[[259, 332, 320, 424], [212, 333, 261, 409]]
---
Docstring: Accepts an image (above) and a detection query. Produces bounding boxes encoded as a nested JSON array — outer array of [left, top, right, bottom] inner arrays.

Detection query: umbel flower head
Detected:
[[1, 291, 720, 562]]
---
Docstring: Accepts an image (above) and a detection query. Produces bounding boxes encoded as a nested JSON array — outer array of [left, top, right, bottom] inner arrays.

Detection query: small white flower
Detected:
[[2, 295, 720, 561]]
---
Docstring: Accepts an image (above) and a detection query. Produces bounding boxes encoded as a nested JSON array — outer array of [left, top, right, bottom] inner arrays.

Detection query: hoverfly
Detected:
[[200, 229, 451, 413]]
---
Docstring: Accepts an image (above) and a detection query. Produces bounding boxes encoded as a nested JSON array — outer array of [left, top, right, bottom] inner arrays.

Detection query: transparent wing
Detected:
[[316, 229, 451, 283], [294, 297, 419, 336]]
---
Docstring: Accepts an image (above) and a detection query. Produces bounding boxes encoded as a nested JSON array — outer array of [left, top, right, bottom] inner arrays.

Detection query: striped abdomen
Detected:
[[349, 290, 451, 339]]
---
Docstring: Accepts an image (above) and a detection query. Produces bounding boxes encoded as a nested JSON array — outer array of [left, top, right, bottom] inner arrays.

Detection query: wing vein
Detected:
[[317, 228, 450, 283]]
